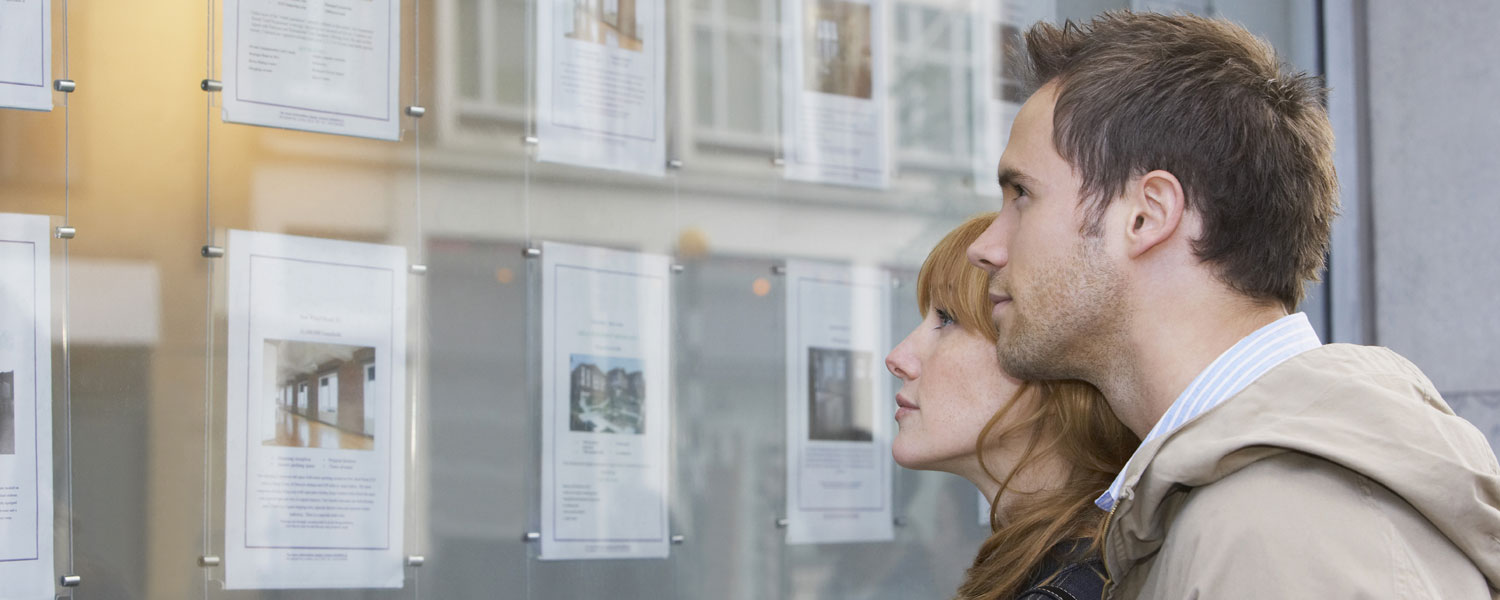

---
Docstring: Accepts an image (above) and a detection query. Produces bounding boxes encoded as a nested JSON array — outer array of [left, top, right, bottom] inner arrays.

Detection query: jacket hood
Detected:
[[1104, 343, 1500, 591]]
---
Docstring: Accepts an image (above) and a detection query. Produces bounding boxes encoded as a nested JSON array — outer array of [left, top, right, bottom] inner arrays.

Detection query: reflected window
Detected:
[[690, 0, 976, 170], [443, 0, 530, 134], [891, 3, 973, 172], [692, 0, 781, 149], [319, 373, 339, 420], [363, 362, 377, 435]]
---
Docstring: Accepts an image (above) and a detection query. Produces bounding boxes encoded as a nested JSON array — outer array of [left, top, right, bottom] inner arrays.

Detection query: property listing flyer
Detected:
[[224, 230, 407, 589], [540, 241, 671, 560], [221, 0, 401, 140], [0, 214, 54, 600], [0, 0, 51, 111], [783, 260, 892, 544], [972, 0, 1054, 196], [536, 0, 667, 175], [781, 0, 890, 188]]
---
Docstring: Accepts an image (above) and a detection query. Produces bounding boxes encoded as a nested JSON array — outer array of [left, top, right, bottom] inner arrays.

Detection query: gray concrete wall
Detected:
[[1365, 0, 1500, 442]]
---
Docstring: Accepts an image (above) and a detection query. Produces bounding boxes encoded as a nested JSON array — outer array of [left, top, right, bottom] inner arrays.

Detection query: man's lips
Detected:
[[989, 292, 1012, 306]]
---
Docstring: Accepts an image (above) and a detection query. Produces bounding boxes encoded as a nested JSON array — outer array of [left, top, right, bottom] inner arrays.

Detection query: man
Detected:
[[966, 11, 1500, 599]]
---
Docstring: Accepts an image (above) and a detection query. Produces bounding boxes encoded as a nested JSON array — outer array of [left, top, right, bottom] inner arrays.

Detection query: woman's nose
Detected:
[[885, 336, 918, 381]]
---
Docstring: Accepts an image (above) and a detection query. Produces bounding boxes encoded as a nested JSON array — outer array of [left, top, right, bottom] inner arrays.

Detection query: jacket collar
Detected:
[[1102, 344, 1500, 590]]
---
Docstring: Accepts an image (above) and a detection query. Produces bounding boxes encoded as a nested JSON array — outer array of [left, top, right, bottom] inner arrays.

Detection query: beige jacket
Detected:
[[1102, 344, 1500, 599]]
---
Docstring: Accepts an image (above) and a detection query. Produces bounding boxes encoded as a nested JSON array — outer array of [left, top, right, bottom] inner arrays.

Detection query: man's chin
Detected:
[[995, 341, 1050, 381]]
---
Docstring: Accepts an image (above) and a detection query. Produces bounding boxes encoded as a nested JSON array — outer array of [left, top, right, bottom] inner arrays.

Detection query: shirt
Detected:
[[1096, 312, 1323, 511]]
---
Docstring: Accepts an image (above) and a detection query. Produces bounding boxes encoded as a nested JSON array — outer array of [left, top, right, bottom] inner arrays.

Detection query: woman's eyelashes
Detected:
[[935, 308, 955, 329]]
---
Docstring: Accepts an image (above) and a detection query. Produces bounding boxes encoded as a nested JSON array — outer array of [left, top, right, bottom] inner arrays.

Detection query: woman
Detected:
[[885, 213, 1138, 600]]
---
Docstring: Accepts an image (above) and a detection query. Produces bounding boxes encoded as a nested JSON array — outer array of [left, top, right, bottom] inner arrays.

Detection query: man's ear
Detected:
[[1121, 170, 1186, 259]]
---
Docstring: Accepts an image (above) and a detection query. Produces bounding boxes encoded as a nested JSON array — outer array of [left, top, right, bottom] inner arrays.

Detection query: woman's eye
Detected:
[[935, 309, 956, 328]]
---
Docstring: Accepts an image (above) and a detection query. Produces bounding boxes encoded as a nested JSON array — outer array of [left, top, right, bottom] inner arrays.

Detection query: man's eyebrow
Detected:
[[997, 167, 1040, 192]]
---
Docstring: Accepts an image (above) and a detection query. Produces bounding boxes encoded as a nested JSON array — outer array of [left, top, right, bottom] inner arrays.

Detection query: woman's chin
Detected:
[[891, 441, 941, 472]]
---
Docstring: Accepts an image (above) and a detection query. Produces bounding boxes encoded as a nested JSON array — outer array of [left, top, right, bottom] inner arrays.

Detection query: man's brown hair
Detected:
[[1022, 11, 1338, 311]]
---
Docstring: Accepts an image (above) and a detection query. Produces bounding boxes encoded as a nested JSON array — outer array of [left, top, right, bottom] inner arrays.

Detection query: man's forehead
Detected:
[[1011, 85, 1057, 152], [997, 84, 1065, 184]]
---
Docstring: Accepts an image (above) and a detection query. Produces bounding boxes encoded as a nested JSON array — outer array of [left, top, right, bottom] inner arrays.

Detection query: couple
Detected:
[[887, 12, 1500, 600]]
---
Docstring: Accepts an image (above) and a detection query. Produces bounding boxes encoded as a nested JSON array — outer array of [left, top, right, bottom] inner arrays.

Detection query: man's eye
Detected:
[[1005, 186, 1029, 210], [935, 309, 956, 328]]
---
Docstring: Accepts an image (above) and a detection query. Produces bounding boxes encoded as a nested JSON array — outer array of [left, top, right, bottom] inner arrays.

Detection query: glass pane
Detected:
[[725, 32, 766, 134], [895, 60, 955, 155], [725, 0, 761, 21], [0, 1, 1332, 599], [895, 5, 915, 43], [695, 28, 717, 127], [920, 6, 949, 45], [496, 0, 528, 105], [459, 0, 482, 99]]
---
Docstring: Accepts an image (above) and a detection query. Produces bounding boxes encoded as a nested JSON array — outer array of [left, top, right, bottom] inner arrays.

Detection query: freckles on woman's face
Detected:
[[885, 308, 1025, 475]]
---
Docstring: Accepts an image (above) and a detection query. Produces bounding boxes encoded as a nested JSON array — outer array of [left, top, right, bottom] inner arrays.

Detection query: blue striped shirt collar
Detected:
[[1095, 312, 1323, 511]]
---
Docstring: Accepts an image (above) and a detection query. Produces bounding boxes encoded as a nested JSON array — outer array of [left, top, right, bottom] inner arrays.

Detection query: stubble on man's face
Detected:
[[989, 232, 1123, 383]]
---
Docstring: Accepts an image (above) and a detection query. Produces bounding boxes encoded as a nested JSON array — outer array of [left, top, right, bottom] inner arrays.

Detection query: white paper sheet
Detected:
[[781, 0, 890, 188], [0, 214, 53, 600], [540, 241, 671, 560], [972, 0, 1054, 196], [535, 0, 667, 175], [221, 0, 401, 140], [225, 230, 407, 589], [0, 0, 51, 112], [783, 260, 893, 544]]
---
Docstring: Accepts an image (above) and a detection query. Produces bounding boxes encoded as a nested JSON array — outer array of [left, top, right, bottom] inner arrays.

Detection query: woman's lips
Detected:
[[895, 394, 917, 421]]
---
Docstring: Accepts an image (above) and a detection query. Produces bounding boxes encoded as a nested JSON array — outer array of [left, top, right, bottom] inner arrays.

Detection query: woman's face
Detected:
[[885, 307, 1027, 477]]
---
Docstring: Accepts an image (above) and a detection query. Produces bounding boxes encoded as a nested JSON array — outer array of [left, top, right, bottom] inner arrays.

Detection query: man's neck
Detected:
[[1096, 296, 1289, 438]]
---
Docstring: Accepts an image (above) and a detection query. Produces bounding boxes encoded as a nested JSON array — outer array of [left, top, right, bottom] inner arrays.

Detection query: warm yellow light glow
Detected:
[[752, 277, 771, 297], [677, 227, 710, 258]]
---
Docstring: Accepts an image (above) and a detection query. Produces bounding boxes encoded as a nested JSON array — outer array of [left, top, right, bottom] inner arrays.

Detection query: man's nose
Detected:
[[966, 216, 1008, 273]]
